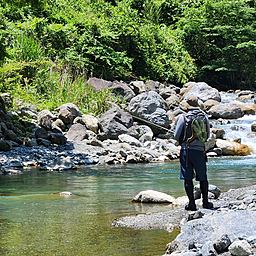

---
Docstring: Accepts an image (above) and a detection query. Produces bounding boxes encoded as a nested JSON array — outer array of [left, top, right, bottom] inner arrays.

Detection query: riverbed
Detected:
[[0, 156, 256, 256]]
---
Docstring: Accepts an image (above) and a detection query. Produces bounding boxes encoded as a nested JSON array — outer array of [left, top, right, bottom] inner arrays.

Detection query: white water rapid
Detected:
[[215, 92, 256, 154]]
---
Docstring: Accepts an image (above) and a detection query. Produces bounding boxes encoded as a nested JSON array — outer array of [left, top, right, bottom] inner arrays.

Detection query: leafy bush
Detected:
[[177, 0, 256, 89], [1, 0, 256, 105]]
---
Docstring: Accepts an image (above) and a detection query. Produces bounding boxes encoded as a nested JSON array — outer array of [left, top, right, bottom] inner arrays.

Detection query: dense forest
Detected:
[[0, 0, 255, 113]]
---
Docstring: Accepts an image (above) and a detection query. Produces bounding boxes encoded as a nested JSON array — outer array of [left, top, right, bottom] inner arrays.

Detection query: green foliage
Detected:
[[177, 0, 256, 89], [0, 0, 256, 107], [7, 61, 124, 116]]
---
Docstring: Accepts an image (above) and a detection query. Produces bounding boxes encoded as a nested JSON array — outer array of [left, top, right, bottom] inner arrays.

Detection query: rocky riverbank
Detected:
[[113, 185, 256, 256], [1, 78, 256, 173]]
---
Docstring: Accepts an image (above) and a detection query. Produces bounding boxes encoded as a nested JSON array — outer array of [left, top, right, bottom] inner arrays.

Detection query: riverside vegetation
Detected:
[[1, 1, 256, 256], [0, 0, 256, 115]]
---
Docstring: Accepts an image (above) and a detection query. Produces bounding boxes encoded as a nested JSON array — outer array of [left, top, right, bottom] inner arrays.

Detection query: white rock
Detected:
[[229, 240, 252, 256], [132, 190, 175, 203]]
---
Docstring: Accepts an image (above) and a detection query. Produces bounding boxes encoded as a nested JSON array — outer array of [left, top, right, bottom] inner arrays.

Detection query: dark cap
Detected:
[[183, 95, 200, 110]]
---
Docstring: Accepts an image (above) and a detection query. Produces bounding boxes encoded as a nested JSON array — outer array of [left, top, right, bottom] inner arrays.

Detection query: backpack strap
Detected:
[[187, 118, 197, 143]]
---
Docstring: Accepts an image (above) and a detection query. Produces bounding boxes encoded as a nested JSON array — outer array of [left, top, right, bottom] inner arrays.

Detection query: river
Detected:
[[1, 92, 256, 255], [1, 156, 256, 256]]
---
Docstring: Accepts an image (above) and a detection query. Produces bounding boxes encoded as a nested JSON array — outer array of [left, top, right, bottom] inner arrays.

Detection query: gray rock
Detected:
[[251, 122, 256, 132], [236, 190, 256, 201], [127, 124, 141, 139], [37, 138, 51, 147], [140, 133, 153, 143], [201, 241, 217, 256], [35, 127, 49, 139], [213, 234, 231, 253], [80, 114, 99, 134], [126, 154, 139, 163], [110, 80, 136, 102], [159, 87, 177, 100], [194, 184, 221, 200], [4, 129, 17, 141], [170, 210, 256, 254], [99, 107, 133, 140], [127, 91, 169, 133], [19, 106, 38, 119], [56, 103, 82, 125], [25, 138, 38, 147], [166, 94, 180, 109], [229, 240, 252, 256], [66, 123, 89, 142], [38, 110, 56, 130], [132, 190, 175, 203], [8, 160, 23, 167], [237, 90, 254, 97], [208, 102, 243, 119], [52, 118, 66, 132], [87, 77, 135, 102], [145, 80, 165, 93], [129, 80, 146, 95], [118, 134, 142, 147], [182, 82, 221, 102], [50, 133, 67, 145]]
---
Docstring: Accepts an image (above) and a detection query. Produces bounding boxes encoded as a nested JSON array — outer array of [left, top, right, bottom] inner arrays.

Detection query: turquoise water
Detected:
[[0, 157, 256, 255]]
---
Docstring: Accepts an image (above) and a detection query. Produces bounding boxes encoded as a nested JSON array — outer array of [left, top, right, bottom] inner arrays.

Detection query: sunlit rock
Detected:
[[215, 139, 250, 156], [132, 190, 175, 203]]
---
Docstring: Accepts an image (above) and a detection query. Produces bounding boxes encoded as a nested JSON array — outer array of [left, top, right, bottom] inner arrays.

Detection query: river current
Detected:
[[1, 92, 256, 256]]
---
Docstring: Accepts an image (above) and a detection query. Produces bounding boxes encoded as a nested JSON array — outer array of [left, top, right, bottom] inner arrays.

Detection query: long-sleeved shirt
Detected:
[[174, 109, 210, 151]]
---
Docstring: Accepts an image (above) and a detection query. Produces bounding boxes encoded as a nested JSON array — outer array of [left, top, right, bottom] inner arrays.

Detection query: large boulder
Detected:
[[38, 110, 57, 130], [166, 94, 180, 109], [132, 190, 175, 203], [215, 139, 250, 156], [129, 80, 146, 95], [159, 87, 177, 100], [55, 103, 82, 125], [127, 91, 170, 133], [204, 99, 220, 112], [118, 134, 142, 147], [66, 123, 89, 142], [49, 133, 67, 145], [208, 102, 243, 119], [166, 210, 256, 255], [182, 82, 221, 102], [74, 114, 99, 134], [229, 240, 252, 256], [99, 107, 133, 140], [87, 77, 135, 102], [231, 101, 256, 116], [145, 80, 165, 93]]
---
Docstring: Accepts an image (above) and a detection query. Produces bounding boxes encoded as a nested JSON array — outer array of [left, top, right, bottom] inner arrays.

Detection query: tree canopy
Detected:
[[0, 0, 255, 99]]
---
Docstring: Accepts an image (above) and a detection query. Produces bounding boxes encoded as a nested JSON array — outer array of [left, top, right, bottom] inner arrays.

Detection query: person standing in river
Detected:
[[174, 95, 213, 211]]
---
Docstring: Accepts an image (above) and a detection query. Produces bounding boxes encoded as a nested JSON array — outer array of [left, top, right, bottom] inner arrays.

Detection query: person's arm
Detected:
[[174, 115, 185, 143]]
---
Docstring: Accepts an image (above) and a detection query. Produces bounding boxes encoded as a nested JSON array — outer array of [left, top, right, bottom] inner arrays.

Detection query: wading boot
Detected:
[[200, 180, 214, 209], [184, 180, 197, 211]]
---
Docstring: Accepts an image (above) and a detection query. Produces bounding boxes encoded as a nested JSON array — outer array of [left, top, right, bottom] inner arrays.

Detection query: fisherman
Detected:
[[174, 95, 213, 211]]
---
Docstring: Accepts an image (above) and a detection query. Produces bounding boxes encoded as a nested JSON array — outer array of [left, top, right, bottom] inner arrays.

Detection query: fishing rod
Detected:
[[106, 101, 174, 135]]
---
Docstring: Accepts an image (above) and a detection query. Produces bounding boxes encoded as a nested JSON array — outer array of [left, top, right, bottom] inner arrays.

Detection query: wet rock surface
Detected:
[[112, 185, 256, 256]]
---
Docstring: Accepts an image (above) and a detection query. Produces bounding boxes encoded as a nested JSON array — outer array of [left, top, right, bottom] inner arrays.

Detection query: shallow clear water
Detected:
[[1, 157, 256, 256]]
